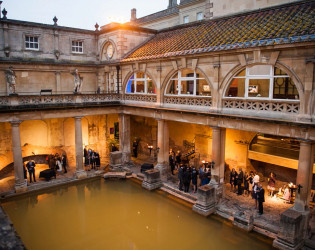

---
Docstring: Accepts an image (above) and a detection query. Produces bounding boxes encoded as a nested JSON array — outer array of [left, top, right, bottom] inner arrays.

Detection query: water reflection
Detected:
[[2, 179, 273, 250]]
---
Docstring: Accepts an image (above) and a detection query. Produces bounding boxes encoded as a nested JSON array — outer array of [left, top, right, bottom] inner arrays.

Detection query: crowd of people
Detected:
[[83, 147, 101, 170], [47, 153, 67, 173]]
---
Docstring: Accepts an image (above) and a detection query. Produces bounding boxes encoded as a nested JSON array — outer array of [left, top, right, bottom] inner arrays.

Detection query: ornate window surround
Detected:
[[224, 65, 300, 101]]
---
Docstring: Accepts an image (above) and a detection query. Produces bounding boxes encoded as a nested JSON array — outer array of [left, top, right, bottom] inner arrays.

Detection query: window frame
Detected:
[[125, 72, 156, 95], [71, 40, 84, 54], [25, 35, 39, 51], [183, 16, 189, 24], [225, 65, 299, 101], [165, 70, 211, 97], [197, 12, 203, 21]]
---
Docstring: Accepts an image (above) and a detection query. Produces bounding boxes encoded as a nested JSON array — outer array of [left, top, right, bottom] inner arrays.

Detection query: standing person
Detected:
[[178, 165, 184, 191], [26, 160, 36, 183], [191, 166, 198, 193], [237, 168, 244, 195], [199, 165, 204, 186], [87, 148, 92, 171], [132, 140, 138, 158], [62, 154, 67, 173], [257, 184, 265, 215], [55, 154, 62, 173], [205, 163, 211, 184], [230, 168, 236, 192], [84, 146, 88, 167], [175, 151, 182, 169], [248, 171, 254, 197], [169, 152, 175, 175], [233, 170, 238, 193], [23, 163, 27, 186], [91, 150, 96, 170], [94, 151, 101, 169], [183, 166, 192, 193], [243, 171, 249, 196], [267, 172, 276, 196]]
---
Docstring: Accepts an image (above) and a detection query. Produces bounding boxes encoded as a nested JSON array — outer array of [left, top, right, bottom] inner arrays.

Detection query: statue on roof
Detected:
[[72, 69, 83, 94], [5, 66, 17, 95]]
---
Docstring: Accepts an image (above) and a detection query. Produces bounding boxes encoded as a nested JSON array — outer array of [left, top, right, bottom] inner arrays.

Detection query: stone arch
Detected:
[[63, 117, 89, 147], [122, 70, 157, 95], [20, 120, 48, 147], [220, 63, 304, 101], [100, 39, 118, 61], [161, 67, 214, 101]]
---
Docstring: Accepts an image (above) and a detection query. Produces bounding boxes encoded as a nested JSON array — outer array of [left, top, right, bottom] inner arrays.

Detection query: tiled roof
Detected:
[[123, 1, 315, 62]]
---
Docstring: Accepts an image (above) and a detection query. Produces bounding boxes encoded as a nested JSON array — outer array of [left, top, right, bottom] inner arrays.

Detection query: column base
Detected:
[[15, 183, 27, 193], [155, 162, 169, 182], [192, 185, 216, 217], [75, 170, 87, 179], [142, 169, 162, 191]]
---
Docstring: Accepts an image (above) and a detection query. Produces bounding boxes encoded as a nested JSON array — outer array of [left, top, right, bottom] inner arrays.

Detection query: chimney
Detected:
[[130, 8, 137, 22], [168, 0, 177, 8]]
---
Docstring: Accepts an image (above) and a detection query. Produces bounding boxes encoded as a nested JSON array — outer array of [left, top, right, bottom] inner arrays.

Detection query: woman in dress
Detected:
[[267, 172, 276, 196], [243, 171, 250, 197], [230, 168, 236, 192]]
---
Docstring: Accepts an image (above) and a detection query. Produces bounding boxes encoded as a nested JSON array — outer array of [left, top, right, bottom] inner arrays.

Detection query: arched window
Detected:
[[225, 65, 299, 100], [165, 69, 211, 96], [125, 72, 156, 94]]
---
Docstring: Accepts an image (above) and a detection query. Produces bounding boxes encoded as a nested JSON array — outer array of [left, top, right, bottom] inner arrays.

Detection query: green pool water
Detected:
[[2, 179, 273, 250]]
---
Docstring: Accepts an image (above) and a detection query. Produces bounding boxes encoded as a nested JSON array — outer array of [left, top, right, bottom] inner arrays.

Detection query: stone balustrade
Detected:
[[125, 94, 157, 103]]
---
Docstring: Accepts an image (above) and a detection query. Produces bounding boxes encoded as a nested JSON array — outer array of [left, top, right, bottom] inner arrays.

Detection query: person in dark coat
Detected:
[[191, 166, 198, 193], [175, 151, 181, 169], [230, 168, 236, 192], [94, 151, 100, 169], [233, 170, 238, 193], [132, 140, 138, 158], [23, 163, 27, 185], [26, 160, 36, 183], [178, 165, 184, 191], [169, 152, 175, 175], [237, 168, 244, 195], [62, 154, 67, 173], [243, 171, 249, 196], [183, 166, 192, 193], [84, 146, 88, 166], [257, 184, 265, 215]]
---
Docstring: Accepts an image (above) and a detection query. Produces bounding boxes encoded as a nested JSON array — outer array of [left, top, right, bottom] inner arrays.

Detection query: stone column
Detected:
[[155, 119, 169, 181], [294, 140, 314, 212], [10, 121, 27, 193], [211, 126, 226, 184], [74, 116, 87, 179], [119, 114, 131, 164]]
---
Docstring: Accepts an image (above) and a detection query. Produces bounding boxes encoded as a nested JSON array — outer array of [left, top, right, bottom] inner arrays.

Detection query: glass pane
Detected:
[[273, 77, 298, 99], [181, 69, 194, 78], [136, 81, 145, 93], [126, 80, 134, 93], [147, 80, 156, 94], [248, 65, 271, 76], [34, 43, 39, 49], [236, 70, 246, 77], [166, 80, 178, 95], [136, 72, 145, 79], [198, 79, 211, 96], [181, 80, 194, 95], [274, 67, 288, 76], [226, 78, 245, 97], [248, 79, 270, 98], [34, 37, 38, 42]]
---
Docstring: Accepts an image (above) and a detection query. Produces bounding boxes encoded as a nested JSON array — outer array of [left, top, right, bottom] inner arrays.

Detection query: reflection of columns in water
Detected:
[[155, 119, 169, 180], [294, 140, 314, 212], [10, 121, 27, 193], [76, 183, 86, 235], [211, 126, 226, 183], [119, 114, 131, 164], [75, 116, 87, 179]]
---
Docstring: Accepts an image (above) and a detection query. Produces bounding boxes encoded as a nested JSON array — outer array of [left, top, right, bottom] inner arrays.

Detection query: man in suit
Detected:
[[237, 168, 244, 195], [257, 184, 265, 215], [26, 160, 36, 183]]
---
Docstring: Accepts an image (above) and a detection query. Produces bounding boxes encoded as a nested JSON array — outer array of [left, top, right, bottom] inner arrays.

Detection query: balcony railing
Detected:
[[125, 94, 157, 103], [164, 96, 212, 107], [223, 98, 300, 114]]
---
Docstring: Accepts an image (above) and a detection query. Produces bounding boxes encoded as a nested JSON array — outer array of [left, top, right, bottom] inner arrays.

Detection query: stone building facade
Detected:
[[0, 0, 314, 249]]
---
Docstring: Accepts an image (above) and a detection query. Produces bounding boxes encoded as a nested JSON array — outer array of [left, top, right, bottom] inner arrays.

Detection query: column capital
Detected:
[[10, 121, 22, 126], [299, 139, 313, 146], [74, 116, 84, 120]]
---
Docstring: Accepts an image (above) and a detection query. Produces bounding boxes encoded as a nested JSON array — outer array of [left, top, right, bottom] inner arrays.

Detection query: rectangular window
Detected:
[[197, 12, 203, 21], [72, 41, 83, 53], [25, 36, 39, 50], [183, 16, 189, 24]]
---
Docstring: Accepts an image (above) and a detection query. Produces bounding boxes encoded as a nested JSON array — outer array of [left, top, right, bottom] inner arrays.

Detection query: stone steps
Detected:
[[160, 183, 197, 205]]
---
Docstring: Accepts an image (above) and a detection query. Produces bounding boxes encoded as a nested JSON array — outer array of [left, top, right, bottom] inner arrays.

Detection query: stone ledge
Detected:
[[103, 172, 127, 179]]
